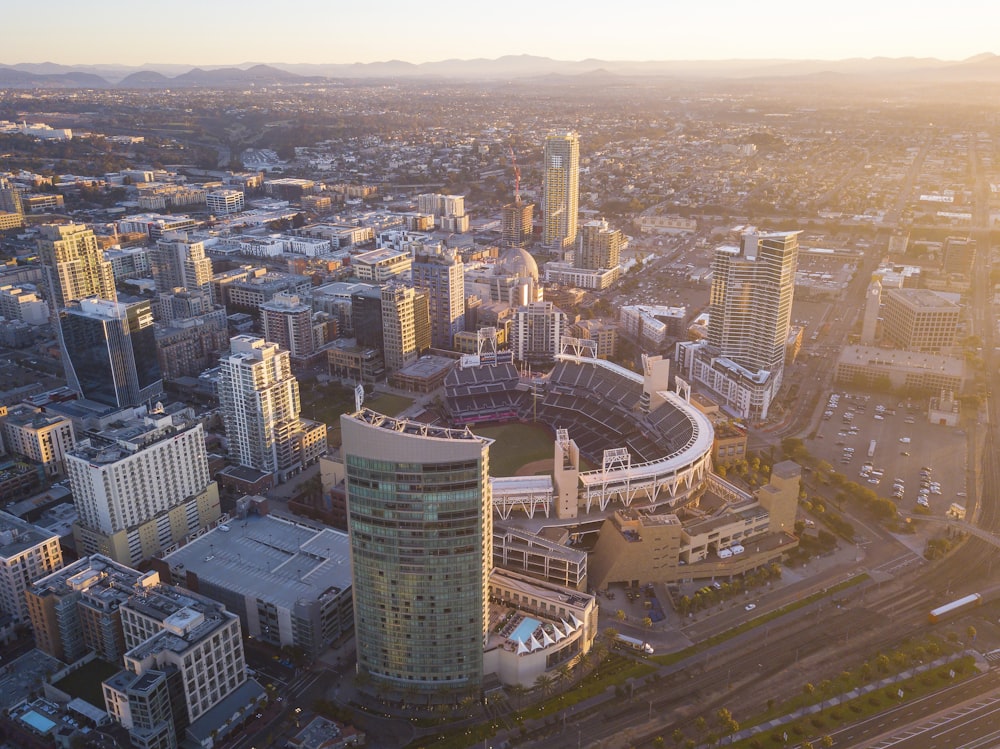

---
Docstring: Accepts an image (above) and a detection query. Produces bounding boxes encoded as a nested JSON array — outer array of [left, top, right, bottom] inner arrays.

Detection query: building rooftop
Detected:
[[838, 345, 966, 376], [0, 511, 58, 560], [2, 404, 69, 430], [125, 585, 231, 659], [29, 555, 145, 609], [162, 514, 352, 612], [67, 407, 199, 465], [885, 287, 959, 310], [348, 408, 489, 442]]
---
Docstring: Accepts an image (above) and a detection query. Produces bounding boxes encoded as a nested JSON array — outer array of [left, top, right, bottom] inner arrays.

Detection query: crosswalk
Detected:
[[872, 552, 926, 576], [983, 649, 1000, 663]]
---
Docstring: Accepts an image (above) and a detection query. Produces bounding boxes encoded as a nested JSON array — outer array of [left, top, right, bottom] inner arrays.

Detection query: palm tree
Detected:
[[534, 672, 555, 696]]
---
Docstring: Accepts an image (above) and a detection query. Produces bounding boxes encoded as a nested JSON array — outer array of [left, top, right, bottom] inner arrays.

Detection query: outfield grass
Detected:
[[472, 421, 555, 477], [365, 392, 414, 417]]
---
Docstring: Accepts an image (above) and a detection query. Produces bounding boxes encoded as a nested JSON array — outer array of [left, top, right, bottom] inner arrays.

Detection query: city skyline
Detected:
[[3, 1, 1000, 67]]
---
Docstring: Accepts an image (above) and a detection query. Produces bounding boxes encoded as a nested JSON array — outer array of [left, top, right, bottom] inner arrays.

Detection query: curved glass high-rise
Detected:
[[341, 410, 492, 696]]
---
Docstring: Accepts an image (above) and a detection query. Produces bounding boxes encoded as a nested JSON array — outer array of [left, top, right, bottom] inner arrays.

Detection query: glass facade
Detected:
[[344, 417, 491, 695]]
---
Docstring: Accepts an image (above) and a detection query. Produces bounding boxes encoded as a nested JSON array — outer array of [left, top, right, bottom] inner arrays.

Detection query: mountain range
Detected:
[[2, 54, 1000, 88]]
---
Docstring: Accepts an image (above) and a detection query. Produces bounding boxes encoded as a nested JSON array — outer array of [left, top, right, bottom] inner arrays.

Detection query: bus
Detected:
[[614, 634, 654, 655], [867, 440, 877, 458]]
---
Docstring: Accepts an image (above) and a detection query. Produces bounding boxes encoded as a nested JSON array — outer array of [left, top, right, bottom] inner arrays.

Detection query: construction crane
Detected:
[[508, 146, 521, 204]]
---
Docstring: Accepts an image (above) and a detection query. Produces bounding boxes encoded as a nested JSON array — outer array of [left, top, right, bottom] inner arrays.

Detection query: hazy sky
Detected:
[[5, 0, 999, 66]]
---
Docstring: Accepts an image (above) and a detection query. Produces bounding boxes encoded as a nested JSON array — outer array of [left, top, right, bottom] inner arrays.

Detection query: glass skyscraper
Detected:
[[61, 298, 162, 409], [341, 410, 492, 696], [542, 132, 580, 251]]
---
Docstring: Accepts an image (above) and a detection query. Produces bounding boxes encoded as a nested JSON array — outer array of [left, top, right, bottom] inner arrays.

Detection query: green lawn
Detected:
[[472, 422, 555, 477], [365, 392, 414, 417]]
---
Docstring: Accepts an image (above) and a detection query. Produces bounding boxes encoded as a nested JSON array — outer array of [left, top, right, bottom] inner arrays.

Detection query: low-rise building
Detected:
[[835, 345, 966, 394], [159, 513, 353, 659]]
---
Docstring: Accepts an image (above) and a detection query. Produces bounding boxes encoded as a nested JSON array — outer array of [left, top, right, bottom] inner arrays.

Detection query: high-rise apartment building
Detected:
[[501, 201, 534, 249], [60, 297, 162, 409], [510, 301, 569, 365], [341, 409, 492, 697], [67, 406, 220, 565], [542, 132, 580, 250], [676, 230, 799, 421], [218, 335, 326, 481], [0, 177, 25, 229], [576, 219, 623, 270], [37, 223, 116, 308], [411, 244, 464, 350], [380, 283, 421, 374], [261, 292, 316, 360], [0, 511, 63, 624], [26, 554, 144, 663], [417, 193, 469, 233], [150, 234, 214, 300], [707, 231, 800, 374]]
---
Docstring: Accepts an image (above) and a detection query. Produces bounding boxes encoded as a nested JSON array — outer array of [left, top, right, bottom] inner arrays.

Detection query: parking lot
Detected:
[[807, 389, 968, 516]]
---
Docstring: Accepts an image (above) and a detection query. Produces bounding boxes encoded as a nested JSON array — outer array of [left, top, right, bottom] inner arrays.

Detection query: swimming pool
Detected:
[[20, 710, 55, 733], [510, 616, 541, 643]]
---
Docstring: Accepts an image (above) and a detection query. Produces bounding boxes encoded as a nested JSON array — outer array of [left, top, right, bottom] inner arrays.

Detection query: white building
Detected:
[[510, 301, 569, 365], [0, 284, 49, 325], [67, 406, 220, 565], [0, 511, 63, 623], [218, 335, 326, 482], [103, 576, 262, 748], [351, 247, 412, 282], [205, 189, 245, 215]]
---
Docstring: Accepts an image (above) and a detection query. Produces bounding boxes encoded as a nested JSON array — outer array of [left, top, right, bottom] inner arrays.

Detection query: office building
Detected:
[[160, 513, 353, 660], [205, 189, 244, 215], [350, 285, 385, 351], [0, 177, 24, 230], [351, 247, 413, 283], [834, 345, 966, 393], [0, 404, 75, 476], [37, 223, 116, 308], [411, 244, 464, 350], [67, 406, 220, 565], [0, 511, 63, 624], [103, 576, 261, 749], [943, 236, 975, 276], [261, 293, 316, 360], [542, 132, 580, 250], [60, 298, 163, 409], [341, 409, 493, 697], [26, 554, 144, 663], [218, 335, 326, 482], [150, 234, 214, 300], [501, 201, 534, 249], [509, 301, 569, 366], [576, 219, 623, 271], [881, 288, 960, 352]]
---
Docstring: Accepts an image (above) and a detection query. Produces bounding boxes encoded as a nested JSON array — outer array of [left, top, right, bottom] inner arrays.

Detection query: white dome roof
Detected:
[[497, 247, 539, 282]]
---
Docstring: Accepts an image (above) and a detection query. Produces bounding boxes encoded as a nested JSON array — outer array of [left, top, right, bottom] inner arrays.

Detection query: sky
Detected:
[[5, 0, 1000, 67]]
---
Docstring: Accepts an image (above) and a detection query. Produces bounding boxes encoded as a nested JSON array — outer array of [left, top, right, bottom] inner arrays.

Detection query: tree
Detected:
[[672, 728, 686, 745], [875, 654, 891, 673], [694, 716, 707, 735], [642, 616, 653, 629], [803, 682, 815, 696], [967, 625, 978, 643], [820, 736, 834, 748], [616, 609, 627, 622], [534, 672, 555, 695]]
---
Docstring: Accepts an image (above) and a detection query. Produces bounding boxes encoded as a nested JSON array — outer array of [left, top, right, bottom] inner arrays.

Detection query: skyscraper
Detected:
[[542, 132, 580, 251], [411, 244, 464, 350], [707, 231, 800, 374], [341, 409, 492, 697], [61, 298, 162, 409], [676, 230, 799, 421], [150, 233, 214, 300], [576, 219, 623, 270], [501, 200, 534, 249], [218, 335, 326, 481], [37, 223, 116, 308]]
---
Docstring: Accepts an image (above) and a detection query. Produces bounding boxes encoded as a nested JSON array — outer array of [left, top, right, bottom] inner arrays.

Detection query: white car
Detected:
[[745, 603, 756, 611], [899, 437, 911, 444]]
